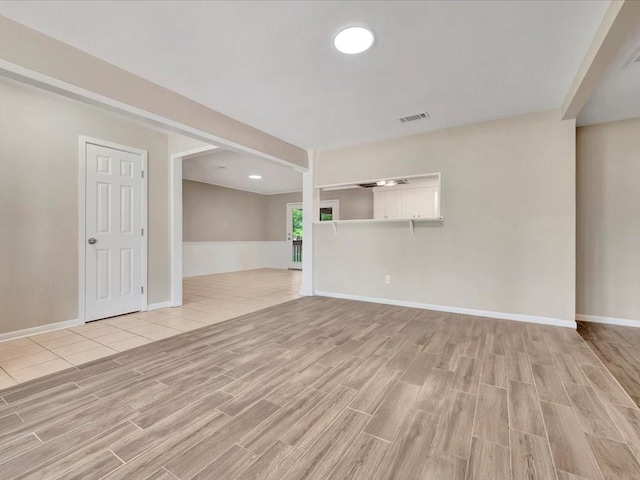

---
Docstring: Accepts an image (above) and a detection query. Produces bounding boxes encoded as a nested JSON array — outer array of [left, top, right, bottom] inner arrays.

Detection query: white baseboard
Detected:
[[576, 314, 640, 328], [316, 291, 576, 329], [0, 318, 83, 343], [147, 301, 171, 311]]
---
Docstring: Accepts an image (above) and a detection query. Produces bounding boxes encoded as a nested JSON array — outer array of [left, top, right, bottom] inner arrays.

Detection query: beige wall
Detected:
[[0, 79, 171, 335], [265, 189, 374, 241], [577, 118, 640, 321], [315, 110, 577, 323], [183, 180, 267, 242]]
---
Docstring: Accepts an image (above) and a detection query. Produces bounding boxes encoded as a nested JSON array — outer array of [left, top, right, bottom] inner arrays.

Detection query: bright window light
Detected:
[[334, 27, 374, 54]]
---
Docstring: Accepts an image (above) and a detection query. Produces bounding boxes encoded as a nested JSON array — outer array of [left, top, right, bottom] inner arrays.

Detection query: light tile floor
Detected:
[[0, 268, 301, 388]]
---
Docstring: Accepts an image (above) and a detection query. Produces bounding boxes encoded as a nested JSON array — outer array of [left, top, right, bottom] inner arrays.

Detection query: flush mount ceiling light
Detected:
[[248, 174, 262, 180], [334, 26, 374, 54]]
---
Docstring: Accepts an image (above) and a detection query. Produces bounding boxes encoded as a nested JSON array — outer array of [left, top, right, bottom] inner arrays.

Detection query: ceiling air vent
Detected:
[[399, 111, 430, 123]]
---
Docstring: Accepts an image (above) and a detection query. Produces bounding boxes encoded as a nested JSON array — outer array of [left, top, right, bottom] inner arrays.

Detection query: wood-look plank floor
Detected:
[[1, 298, 640, 479], [578, 321, 640, 408]]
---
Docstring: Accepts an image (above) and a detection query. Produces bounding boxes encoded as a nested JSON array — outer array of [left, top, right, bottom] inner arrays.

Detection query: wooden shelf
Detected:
[[313, 217, 444, 234]]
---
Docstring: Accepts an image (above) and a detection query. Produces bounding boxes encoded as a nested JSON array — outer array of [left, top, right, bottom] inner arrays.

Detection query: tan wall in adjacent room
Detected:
[[182, 180, 268, 242]]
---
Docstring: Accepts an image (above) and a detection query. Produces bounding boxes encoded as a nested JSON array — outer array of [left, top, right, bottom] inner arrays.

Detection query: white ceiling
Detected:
[[578, 24, 640, 127], [0, 1, 609, 149], [183, 149, 302, 195]]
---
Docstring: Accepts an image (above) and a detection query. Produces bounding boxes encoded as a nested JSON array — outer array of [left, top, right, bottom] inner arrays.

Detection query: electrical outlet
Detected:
[[384, 275, 391, 284]]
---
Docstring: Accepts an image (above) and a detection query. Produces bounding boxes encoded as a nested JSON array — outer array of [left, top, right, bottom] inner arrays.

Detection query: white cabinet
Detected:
[[373, 190, 402, 219], [373, 191, 385, 219], [402, 187, 437, 219], [373, 185, 439, 220], [400, 189, 419, 219]]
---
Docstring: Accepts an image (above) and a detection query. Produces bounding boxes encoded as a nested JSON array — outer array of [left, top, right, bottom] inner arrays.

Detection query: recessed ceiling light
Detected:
[[249, 174, 262, 180], [334, 27, 374, 54]]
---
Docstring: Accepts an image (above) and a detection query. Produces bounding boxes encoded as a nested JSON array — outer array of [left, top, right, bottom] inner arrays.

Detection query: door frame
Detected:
[[169, 145, 220, 307], [286, 199, 339, 269], [78, 136, 148, 324], [286, 202, 303, 270]]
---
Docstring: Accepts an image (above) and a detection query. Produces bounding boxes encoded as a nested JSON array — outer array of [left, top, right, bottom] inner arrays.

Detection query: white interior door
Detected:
[[85, 142, 145, 321]]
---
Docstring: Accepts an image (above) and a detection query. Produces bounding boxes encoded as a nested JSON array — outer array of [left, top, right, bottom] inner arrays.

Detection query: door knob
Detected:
[[88, 238, 97, 245]]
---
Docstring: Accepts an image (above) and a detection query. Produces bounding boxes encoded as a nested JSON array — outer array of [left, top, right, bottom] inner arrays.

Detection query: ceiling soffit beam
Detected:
[[561, 0, 640, 120], [0, 15, 308, 171]]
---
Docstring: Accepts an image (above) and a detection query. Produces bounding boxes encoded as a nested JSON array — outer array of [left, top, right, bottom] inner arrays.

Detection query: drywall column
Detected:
[[300, 151, 318, 295], [170, 154, 183, 307]]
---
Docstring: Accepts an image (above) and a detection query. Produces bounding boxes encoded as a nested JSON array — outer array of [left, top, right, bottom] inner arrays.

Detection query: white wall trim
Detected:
[[576, 314, 640, 328], [183, 240, 288, 245], [182, 176, 302, 197], [79, 136, 148, 324], [0, 318, 83, 344], [316, 291, 577, 329], [183, 241, 288, 277], [147, 301, 172, 311], [264, 189, 303, 196], [182, 175, 271, 196], [317, 172, 441, 189]]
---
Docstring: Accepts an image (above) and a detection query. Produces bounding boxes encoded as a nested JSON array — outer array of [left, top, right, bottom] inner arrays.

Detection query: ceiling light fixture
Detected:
[[248, 174, 262, 180], [334, 26, 374, 54]]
